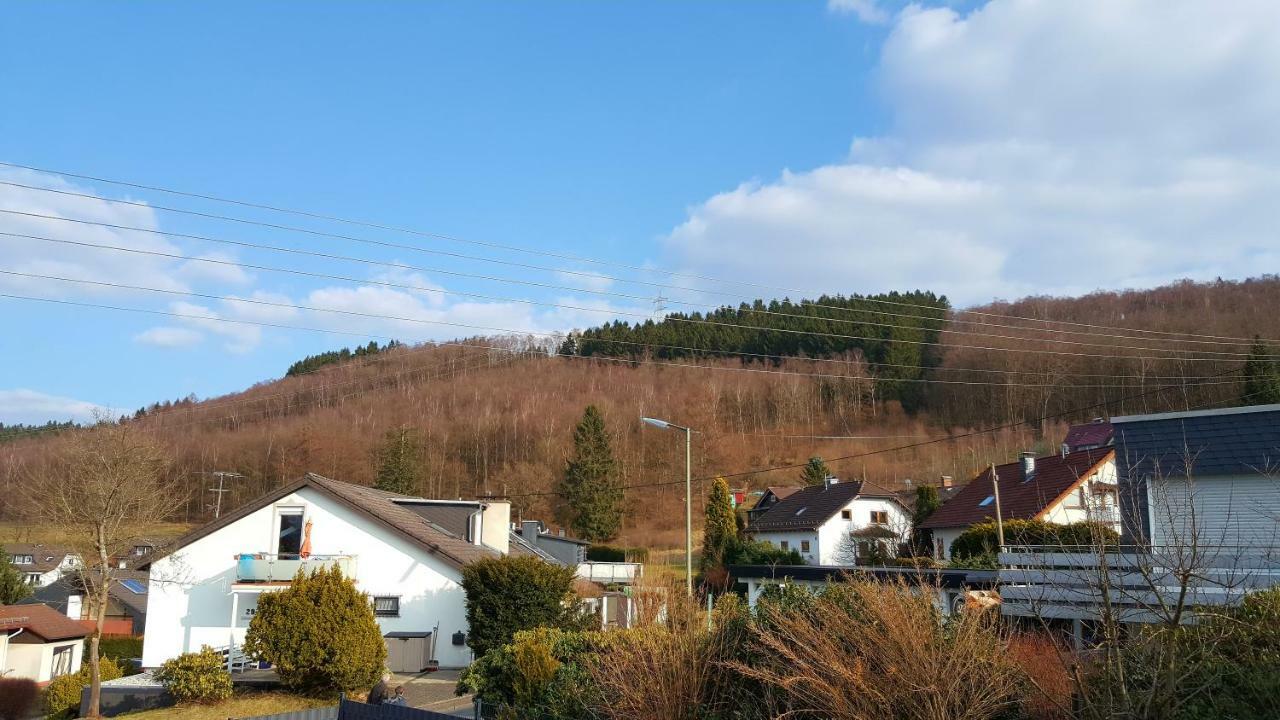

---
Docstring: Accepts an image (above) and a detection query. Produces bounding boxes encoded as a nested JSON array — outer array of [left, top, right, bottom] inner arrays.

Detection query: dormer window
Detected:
[[12, 554, 32, 565], [794, 507, 807, 516], [978, 496, 995, 507]]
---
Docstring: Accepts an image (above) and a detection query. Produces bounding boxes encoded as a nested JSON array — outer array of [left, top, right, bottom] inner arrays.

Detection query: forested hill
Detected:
[[561, 291, 949, 410]]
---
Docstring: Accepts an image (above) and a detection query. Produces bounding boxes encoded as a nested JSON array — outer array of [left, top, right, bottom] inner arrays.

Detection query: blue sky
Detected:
[[2, 0, 1279, 424]]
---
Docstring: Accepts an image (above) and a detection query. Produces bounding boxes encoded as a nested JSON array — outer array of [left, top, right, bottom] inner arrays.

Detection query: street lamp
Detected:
[[641, 416, 694, 597]]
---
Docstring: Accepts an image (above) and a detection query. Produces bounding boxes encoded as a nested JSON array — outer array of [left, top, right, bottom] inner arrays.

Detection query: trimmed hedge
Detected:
[[949, 519, 1119, 561]]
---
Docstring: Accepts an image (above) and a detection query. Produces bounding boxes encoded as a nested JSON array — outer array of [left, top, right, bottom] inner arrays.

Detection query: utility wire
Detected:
[[0, 161, 1269, 345], [1, 271, 1264, 374], [5, 230, 1261, 376]]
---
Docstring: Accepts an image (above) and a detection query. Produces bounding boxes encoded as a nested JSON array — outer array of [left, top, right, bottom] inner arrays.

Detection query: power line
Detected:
[[5, 212, 1261, 356], [502, 364, 1250, 498], [1, 160, 1269, 345], [0, 288, 1247, 395], [5, 230, 1260, 377]]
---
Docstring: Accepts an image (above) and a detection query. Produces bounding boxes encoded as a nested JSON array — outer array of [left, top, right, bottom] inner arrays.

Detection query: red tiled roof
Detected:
[[1063, 421, 1114, 451], [918, 449, 1114, 531], [0, 603, 89, 641]]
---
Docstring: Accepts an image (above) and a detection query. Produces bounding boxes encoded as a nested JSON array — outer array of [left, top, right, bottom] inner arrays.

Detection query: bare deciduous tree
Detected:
[[22, 419, 184, 719]]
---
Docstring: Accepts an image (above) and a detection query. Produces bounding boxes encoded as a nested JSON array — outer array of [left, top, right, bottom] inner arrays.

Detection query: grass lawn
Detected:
[[118, 691, 334, 719]]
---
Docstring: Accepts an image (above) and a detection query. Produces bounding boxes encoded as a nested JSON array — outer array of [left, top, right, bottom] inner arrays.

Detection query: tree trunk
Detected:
[[88, 523, 110, 719]]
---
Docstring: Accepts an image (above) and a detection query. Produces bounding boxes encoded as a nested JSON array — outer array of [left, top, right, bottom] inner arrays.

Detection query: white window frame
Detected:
[[51, 644, 73, 677], [13, 554, 32, 565], [26, 572, 41, 584], [273, 505, 306, 557], [372, 596, 401, 618]]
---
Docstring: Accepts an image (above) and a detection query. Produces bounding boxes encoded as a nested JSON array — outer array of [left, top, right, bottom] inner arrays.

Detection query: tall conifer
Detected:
[[701, 477, 738, 570], [557, 405, 623, 541], [375, 426, 423, 495], [1242, 337, 1280, 405]]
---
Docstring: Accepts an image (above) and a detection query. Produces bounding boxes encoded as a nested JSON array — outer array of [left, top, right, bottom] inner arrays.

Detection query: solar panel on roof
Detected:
[[119, 579, 146, 594]]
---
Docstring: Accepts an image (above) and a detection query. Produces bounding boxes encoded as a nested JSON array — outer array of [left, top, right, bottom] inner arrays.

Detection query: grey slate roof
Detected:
[[1113, 404, 1280, 480], [746, 480, 902, 533]]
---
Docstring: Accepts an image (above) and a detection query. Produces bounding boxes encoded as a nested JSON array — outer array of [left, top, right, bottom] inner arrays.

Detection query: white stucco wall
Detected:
[[143, 487, 474, 669], [751, 496, 911, 566], [1, 638, 81, 682]]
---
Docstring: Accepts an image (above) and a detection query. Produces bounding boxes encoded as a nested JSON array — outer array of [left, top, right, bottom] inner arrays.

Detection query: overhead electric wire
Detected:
[[501, 364, 1251, 498], [4, 229, 1258, 380], [0, 160, 1269, 346], [2, 209, 1256, 356], [1, 178, 1271, 350], [2, 269, 1269, 371]]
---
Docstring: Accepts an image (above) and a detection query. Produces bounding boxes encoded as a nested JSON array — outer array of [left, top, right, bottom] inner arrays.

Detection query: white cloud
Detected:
[[827, 0, 889, 24], [176, 251, 253, 285], [0, 389, 106, 425], [663, 0, 1280, 306], [169, 301, 262, 354], [135, 326, 204, 349]]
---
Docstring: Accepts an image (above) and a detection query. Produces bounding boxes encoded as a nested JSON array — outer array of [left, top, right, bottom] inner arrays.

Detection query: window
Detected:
[[780, 541, 790, 551], [840, 509, 852, 520], [800, 540, 811, 553], [870, 510, 889, 525], [52, 645, 73, 677], [373, 596, 400, 617], [26, 573, 41, 584], [12, 554, 32, 565], [276, 508, 304, 559], [133, 545, 154, 557], [978, 495, 995, 507]]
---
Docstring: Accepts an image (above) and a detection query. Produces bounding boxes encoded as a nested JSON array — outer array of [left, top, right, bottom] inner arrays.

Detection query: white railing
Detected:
[[576, 562, 644, 584], [234, 553, 356, 582], [212, 643, 254, 673], [997, 545, 1280, 622]]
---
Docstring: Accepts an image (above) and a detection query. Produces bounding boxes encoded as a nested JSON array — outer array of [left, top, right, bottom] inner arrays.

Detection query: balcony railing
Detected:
[[577, 561, 644, 584], [235, 553, 356, 582]]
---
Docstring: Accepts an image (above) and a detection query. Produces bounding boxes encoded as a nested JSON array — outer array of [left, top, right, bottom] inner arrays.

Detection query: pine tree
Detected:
[[557, 405, 623, 542], [701, 477, 738, 570], [1242, 337, 1280, 405], [374, 426, 423, 495], [0, 545, 32, 605], [800, 456, 832, 486], [912, 485, 941, 527]]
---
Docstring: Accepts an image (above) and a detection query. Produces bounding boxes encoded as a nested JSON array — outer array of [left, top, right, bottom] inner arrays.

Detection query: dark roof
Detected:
[[1113, 404, 1280, 479], [397, 502, 478, 541], [0, 603, 88, 641], [1063, 421, 1114, 452], [746, 480, 903, 532], [727, 564, 997, 590], [141, 473, 497, 572], [384, 631, 432, 639], [507, 531, 564, 565], [919, 449, 1114, 531], [2, 544, 72, 574]]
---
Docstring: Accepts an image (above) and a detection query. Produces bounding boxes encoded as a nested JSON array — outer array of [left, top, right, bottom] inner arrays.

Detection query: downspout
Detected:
[[1, 628, 23, 675]]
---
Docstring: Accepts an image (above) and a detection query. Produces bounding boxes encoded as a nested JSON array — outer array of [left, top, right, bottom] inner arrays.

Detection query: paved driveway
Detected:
[[389, 668, 474, 716]]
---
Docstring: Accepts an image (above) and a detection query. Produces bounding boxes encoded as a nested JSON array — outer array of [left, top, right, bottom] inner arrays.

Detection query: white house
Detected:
[[744, 479, 911, 565], [4, 544, 80, 588], [0, 603, 87, 684], [140, 473, 510, 670], [919, 448, 1119, 561]]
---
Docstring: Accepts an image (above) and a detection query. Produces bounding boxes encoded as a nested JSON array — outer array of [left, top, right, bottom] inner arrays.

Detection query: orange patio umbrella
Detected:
[[300, 518, 313, 559]]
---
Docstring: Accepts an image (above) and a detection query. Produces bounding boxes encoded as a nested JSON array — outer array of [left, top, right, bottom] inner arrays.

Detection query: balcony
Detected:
[[577, 561, 644, 584], [235, 553, 356, 583]]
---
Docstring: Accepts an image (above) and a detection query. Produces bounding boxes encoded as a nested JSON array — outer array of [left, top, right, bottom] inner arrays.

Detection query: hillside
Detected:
[[3, 276, 1279, 549]]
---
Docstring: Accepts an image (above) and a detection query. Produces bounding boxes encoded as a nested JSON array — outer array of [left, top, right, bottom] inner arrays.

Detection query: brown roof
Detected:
[[767, 486, 801, 500], [141, 473, 497, 572], [919, 449, 1114, 531], [0, 603, 88, 641], [1063, 421, 1114, 452], [3, 544, 73, 574], [747, 480, 905, 532]]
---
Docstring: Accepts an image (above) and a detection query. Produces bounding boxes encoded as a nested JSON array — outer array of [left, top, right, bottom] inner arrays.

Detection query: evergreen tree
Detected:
[[912, 484, 941, 527], [1242, 337, 1280, 405], [800, 456, 832, 486], [701, 477, 738, 571], [557, 405, 623, 542], [0, 545, 33, 605], [374, 426, 423, 495]]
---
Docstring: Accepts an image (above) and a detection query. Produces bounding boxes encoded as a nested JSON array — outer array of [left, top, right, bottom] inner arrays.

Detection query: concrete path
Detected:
[[389, 668, 475, 716]]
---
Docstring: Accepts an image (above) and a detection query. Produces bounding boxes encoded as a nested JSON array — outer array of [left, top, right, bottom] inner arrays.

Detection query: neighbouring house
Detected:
[[3, 544, 79, 588], [1062, 418, 1115, 454], [24, 570, 149, 636], [139, 473, 511, 670], [745, 479, 911, 565], [729, 563, 999, 616], [746, 486, 801, 523], [919, 448, 1119, 560], [0, 603, 87, 684], [1114, 403, 1280, 549], [514, 520, 589, 567]]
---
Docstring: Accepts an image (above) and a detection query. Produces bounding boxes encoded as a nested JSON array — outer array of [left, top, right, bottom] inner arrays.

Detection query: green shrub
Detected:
[[949, 519, 1118, 560], [586, 545, 625, 562], [154, 646, 233, 704], [95, 636, 143, 661], [723, 537, 804, 566], [42, 657, 123, 719], [461, 555, 587, 657], [458, 627, 604, 718], [242, 565, 386, 695], [0, 678, 39, 720]]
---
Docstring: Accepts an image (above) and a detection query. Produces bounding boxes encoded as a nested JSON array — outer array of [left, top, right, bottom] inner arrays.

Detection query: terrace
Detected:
[[234, 553, 357, 583]]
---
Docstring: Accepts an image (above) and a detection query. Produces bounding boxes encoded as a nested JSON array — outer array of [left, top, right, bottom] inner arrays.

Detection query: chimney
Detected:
[[479, 500, 511, 554], [521, 520, 542, 541], [824, 476, 839, 489], [1061, 442, 1070, 458], [904, 478, 913, 488], [558, 528, 566, 538], [940, 475, 953, 488], [1020, 452, 1036, 480]]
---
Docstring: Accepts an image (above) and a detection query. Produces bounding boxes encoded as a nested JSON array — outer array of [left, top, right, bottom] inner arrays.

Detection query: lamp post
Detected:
[[641, 417, 693, 597]]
